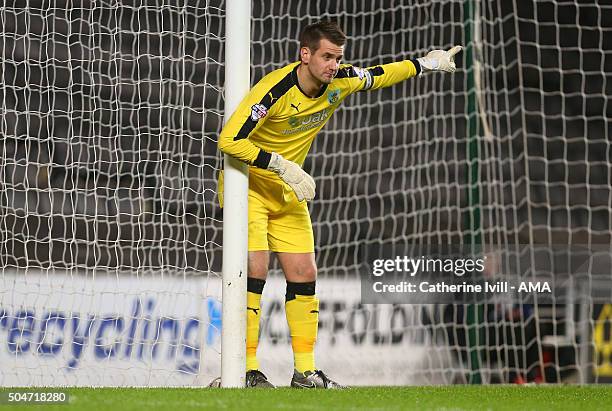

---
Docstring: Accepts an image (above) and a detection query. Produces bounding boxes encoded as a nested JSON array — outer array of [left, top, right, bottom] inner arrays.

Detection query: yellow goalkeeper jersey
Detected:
[[218, 59, 421, 172]]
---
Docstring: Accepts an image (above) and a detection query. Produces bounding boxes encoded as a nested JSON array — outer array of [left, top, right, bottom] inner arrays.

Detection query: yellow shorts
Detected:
[[218, 168, 314, 253], [248, 168, 314, 253]]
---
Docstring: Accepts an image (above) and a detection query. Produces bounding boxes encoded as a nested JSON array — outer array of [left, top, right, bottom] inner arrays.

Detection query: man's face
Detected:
[[301, 38, 344, 84]]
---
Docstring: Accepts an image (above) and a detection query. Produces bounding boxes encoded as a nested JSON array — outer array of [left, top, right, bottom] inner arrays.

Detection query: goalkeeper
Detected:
[[218, 20, 462, 388]]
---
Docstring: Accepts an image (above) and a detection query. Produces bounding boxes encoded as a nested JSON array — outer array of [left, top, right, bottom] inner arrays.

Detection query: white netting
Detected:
[[1, 1, 224, 386], [252, 0, 611, 385], [1, 0, 611, 387]]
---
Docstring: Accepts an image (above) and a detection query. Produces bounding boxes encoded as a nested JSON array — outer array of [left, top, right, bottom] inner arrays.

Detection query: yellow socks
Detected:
[[285, 281, 318, 373], [247, 279, 319, 374], [246, 278, 265, 371]]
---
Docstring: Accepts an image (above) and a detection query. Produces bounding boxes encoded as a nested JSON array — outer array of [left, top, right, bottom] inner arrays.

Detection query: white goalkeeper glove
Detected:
[[267, 152, 316, 202], [417, 45, 463, 74]]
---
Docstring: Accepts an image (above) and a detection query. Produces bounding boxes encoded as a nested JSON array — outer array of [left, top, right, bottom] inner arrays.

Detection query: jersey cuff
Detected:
[[410, 58, 422, 75], [253, 149, 272, 169]]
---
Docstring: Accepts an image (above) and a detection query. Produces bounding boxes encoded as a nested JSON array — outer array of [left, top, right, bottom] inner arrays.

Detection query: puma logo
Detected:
[[291, 102, 301, 112], [247, 307, 260, 315], [268, 92, 278, 104], [310, 310, 319, 314]]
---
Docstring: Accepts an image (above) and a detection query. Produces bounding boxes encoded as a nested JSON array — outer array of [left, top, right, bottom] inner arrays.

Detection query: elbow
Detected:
[[217, 136, 233, 154]]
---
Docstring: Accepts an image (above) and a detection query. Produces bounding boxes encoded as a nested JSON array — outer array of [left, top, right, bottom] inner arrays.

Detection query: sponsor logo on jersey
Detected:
[[288, 116, 300, 127], [250, 104, 268, 121], [284, 108, 330, 134], [327, 89, 340, 104]]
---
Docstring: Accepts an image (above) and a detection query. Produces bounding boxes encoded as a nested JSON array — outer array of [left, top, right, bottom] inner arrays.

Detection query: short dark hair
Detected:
[[299, 20, 346, 51]]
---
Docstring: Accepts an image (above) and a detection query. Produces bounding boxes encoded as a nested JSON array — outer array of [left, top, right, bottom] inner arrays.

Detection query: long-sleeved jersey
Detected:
[[218, 59, 421, 170]]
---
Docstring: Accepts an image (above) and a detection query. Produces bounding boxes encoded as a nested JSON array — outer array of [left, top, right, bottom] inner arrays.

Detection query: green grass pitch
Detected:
[[1, 386, 611, 411]]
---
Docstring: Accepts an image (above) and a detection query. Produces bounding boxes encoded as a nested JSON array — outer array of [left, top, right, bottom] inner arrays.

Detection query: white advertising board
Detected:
[[0, 271, 445, 386]]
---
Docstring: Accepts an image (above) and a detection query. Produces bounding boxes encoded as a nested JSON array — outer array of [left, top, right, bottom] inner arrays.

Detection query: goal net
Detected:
[[2, 0, 610, 386], [1, 1, 224, 386], [252, 0, 611, 385]]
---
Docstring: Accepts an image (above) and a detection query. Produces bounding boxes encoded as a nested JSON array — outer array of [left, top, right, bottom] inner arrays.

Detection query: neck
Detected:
[[296, 64, 324, 98]]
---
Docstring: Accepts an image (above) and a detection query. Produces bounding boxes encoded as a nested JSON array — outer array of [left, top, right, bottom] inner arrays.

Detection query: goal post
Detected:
[[220, 0, 250, 389]]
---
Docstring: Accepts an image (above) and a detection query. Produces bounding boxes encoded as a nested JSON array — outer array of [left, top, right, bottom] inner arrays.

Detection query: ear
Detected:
[[300, 46, 311, 64]]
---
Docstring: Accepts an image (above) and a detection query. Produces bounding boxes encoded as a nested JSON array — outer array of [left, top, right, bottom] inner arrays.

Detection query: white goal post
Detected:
[[220, 0, 250, 389]]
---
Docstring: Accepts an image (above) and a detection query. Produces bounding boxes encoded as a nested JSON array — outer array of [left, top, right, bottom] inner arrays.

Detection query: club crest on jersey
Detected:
[[250, 103, 268, 121], [327, 89, 340, 104]]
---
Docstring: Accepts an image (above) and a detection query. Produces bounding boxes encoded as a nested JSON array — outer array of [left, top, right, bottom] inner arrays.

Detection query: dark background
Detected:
[[1, 0, 610, 276]]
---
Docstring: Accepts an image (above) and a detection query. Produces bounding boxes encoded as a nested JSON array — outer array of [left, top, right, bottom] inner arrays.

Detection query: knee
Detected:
[[248, 262, 268, 279], [248, 252, 270, 279], [293, 262, 317, 282], [279, 253, 318, 283]]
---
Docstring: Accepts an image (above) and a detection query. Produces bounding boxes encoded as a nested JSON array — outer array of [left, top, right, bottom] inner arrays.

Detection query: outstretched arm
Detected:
[[343, 45, 463, 93]]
